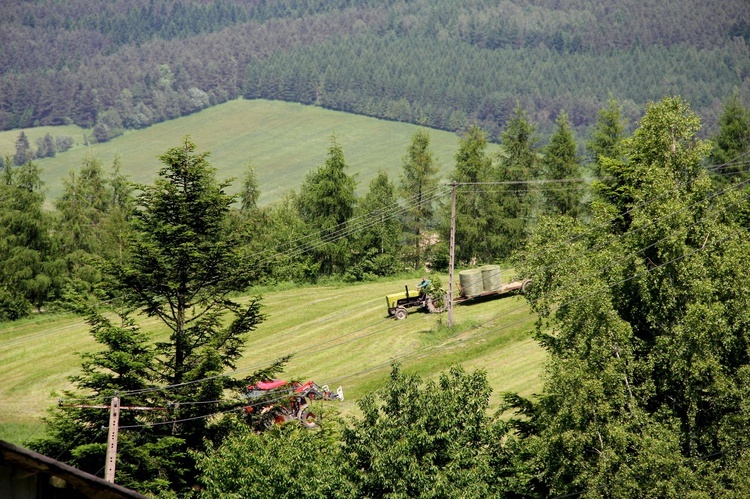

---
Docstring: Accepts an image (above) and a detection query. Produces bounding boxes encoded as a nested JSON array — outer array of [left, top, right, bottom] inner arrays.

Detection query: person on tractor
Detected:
[[417, 276, 431, 296]]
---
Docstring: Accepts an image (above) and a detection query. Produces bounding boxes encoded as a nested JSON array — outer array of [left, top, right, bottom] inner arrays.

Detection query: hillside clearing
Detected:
[[0, 99, 502, 206]]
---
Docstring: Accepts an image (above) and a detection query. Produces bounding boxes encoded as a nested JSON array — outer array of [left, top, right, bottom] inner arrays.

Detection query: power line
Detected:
[[86, 212, 725, 424], [24, 151, 750, 412], [70, 159, 750, 402], [44, 208, 746, 444]]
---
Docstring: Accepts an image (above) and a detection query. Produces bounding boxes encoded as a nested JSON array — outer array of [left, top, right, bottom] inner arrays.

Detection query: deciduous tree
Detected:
[[509, 96, 750, 497], [342, 364, 504, 497], [196, 423, 349, 499]]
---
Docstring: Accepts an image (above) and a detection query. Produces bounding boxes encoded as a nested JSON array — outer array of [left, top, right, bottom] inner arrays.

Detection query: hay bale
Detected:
[[459, 268, 483, 297], [481, 265, 502, 292]]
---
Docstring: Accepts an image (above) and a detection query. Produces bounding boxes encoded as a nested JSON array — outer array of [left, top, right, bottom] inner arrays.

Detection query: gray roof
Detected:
[[0, 439, 148, 499]]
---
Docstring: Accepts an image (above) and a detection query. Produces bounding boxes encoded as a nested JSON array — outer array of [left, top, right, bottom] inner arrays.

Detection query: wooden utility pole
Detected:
[[60, 397, 167, 484], [105, 396, 120, 483], [448, 181, 457, 327]]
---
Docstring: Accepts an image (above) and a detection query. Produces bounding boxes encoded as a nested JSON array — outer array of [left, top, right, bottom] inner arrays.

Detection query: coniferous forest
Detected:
[[1, 0, 748, 139]]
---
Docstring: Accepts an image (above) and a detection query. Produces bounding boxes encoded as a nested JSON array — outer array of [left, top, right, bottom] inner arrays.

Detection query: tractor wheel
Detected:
[[394, 307, 408, 320], [426, 295, 447, 314], [521, 279, 532, 294], [263, 411, 286, 429], [299, 408, 318, 428]]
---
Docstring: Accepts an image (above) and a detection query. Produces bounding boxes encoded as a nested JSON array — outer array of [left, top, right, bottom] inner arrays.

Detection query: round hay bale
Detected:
[[481, 265, 502, 292], [459, 268, 483, 297]]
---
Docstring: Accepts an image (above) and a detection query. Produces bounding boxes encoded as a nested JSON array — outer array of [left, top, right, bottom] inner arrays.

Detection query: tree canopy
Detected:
[[510, 96, 750, 497], [1, 1, 747, 140]]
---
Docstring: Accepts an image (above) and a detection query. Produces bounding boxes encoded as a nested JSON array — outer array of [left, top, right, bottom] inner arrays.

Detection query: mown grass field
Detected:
[[0, 99, 501, 206], [0, 274, 545, 446], [0, 101, 522, 446]]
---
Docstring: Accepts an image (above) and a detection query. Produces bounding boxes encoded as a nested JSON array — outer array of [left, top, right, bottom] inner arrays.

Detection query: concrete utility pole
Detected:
[[60, 397, 167, 483], [448, 181, 457, 327]]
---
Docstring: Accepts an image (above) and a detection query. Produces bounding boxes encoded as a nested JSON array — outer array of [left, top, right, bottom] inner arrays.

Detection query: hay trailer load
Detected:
[[385, 267, 530, 320], [454, 265, 531, 304]]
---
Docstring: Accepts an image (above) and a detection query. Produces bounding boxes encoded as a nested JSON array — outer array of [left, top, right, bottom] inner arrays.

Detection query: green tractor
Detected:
[[385, 278, 447, 320]]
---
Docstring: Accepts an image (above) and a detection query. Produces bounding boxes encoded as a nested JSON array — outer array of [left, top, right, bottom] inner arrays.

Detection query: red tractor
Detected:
[[244, 379, 344, 429]]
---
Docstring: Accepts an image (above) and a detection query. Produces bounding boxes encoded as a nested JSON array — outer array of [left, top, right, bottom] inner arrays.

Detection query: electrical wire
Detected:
[[112, 198, 741, 407], [65, 154, 750, 403], [448, 151, 750, 292], [76, 215, 735, 431], [28, 151, 750, 412]]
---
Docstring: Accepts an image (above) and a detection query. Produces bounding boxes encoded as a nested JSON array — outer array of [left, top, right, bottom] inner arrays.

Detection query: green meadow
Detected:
[[0, 275, 544, 445], [0, 99, 501, 206], [0, 101, 526, 445]]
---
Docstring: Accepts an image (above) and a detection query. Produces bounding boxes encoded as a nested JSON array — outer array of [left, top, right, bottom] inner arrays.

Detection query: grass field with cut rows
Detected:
[[0, 275, 544, 445], [0, 99, 501, 207]]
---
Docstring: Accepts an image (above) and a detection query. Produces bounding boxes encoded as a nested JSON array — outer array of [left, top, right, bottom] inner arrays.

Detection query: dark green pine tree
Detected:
[[708, 91, 750, 186], [586, 97, 627, 179], [97, 155, 135, 266], [400, 128, 439, 270], [13, 131, 33, 166], [0, 161, 63, 319], [446, 125, 497, 264], [28, 308, 175, 494], [56, 155, 111, 257], [495, 105, 540, 259], [296, 135, 357, 275], [34, 138, 283, 493], [352, 171, 403, 278], [541, 110, 583, 218], [587, 98, 631, 231]]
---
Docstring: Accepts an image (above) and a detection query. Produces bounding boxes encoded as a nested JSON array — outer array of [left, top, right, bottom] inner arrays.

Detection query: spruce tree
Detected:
[[586, 97, 627, 179], [12, 131, 33, 166], [400, 128, 439, 269], [0, 161, 62, 318], [32, 138, 281, 494], [708, 91, 750, 186], [496, 105, 540, 258], [446, 125, 497, 264], [352, 171, 402, 278], [56, 155, 111, 257], [541, 110, 583, 218], [239, 159, 261, 212], [296, 135, 357, 275]]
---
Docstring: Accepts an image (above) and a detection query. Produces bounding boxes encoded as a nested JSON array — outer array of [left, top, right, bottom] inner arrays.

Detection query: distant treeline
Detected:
[[1, 0, 748, 139]]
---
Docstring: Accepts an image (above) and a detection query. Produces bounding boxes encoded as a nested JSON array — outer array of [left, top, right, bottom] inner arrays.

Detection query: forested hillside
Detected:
[[3, 2, 750, 496], [1, 0, 748, 140]]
